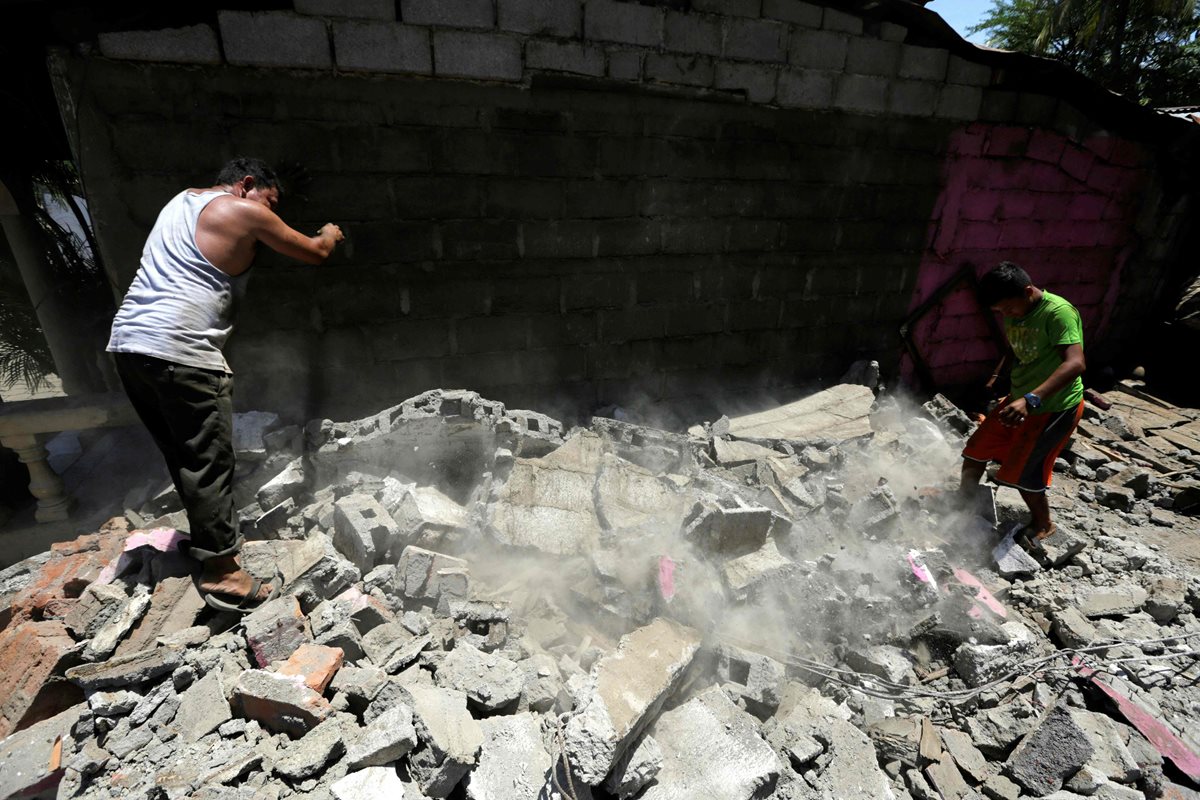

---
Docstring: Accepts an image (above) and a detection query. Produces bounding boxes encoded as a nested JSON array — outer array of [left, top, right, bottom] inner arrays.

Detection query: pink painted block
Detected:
[[955, 221, 1001, 250], [960, 191, 1000, 221], [1065, 194, 1108, 220], [998, 192, 1038, 219], [1026, 129, 1067, 164], [1095, 224, 1130, 248], [997, 220, 1043, 249], [954, 129, 987, 157], [1087, 164, 1135, 194], [984, 126, 1030, 158], [953, 567, 1007, 618], [941, 287, 983, 317], [1060, 146, 1095, 183], [1032, 193, 1073, 220], [1083, 135, 1116, 160]]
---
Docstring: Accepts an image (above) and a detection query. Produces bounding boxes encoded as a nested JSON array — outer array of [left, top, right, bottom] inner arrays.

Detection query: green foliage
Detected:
[[0, 288, 54, 392], [972, 0, 1200, 106]]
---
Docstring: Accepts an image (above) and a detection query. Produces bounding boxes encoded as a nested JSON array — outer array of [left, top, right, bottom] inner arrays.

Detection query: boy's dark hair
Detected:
[[978, 261, 1032, 306], [214, 157, 280, 192]]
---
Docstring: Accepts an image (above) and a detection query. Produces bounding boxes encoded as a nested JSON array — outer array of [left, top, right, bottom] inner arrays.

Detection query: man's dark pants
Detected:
[[114, 352, 243, 561]]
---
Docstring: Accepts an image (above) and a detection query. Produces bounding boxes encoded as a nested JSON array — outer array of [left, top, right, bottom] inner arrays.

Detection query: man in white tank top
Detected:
[[108, 158, 343, 612]]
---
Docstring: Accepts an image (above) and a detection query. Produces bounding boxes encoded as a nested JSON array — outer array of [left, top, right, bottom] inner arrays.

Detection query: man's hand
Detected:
[[998, 396, 1029, 427], [319, 223, 345, 243]]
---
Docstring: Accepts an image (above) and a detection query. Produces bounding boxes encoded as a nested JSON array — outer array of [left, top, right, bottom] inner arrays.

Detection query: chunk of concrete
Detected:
[[274, 717, 347, 781], [993, 527, 1042, 577], [690, 384, 875, 442], [332, 766, 412, 800], [387, 482, 470, 550], [0, 702, 85, 800], [173, 671, 231, 742], [1051, 607, 1098, 649], [334, 493, 400, 572], [563, 618, 702, 784], [1005, 703, 1095, 796], [642, 687, 780, 800], [433, 641, 523, 712], [465, 712, 551, 800], [605, 734, 663, 798], [847, 485, 900, 533], [83, 590, 152, 661], [64, 582, 128, 639], [257, 457, 306, 511], [243, 595, 310, 667], [941, 727, 992, 782], [232, 669, 333, 737], [115, 575, 207, 656], [66, 645, 182, 690], [403, 683, 484, 797], [844, 644, 914, 686], [952, 622, 1037, 687], [682, 493, 778, 556], [1079, 585, 1148, 619], [965, 701, 1039, 758], [346, 702, 418, 768], [721, 539, 797, 601], [396, 546, 470, 602], [716, 643, 784, 712], [1028, 524, 1088, 567], [1067, 709, 1141, 784]]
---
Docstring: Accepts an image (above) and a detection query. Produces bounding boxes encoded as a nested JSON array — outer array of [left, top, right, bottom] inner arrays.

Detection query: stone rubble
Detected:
[[0, 385, 1197, 800]]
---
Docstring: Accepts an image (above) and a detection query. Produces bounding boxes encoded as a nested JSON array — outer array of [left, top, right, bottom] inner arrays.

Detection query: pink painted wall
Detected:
[[901, 123, 1148, 389]]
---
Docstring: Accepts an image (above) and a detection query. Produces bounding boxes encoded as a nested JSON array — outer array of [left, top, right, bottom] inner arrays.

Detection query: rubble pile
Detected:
[[1, 381, 1199, 800]]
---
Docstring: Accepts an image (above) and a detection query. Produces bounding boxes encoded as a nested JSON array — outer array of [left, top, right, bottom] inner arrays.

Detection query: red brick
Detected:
[[6, 531, 126, 627], [278, 643, 345, 694], [0, 621, 81, 738]]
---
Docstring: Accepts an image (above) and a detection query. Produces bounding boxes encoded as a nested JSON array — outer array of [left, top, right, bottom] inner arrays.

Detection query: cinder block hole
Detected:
[[730, 659, 751, 685], [465, 620, 491, 636], [442, 399, 463, 417], [631, 433, 646, 447], [526, 418, 540, 432], [361, 508, 376, 519]]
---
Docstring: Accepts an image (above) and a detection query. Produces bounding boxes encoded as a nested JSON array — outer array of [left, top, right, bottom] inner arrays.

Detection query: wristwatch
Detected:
[[1024, 392, 1043, 410]]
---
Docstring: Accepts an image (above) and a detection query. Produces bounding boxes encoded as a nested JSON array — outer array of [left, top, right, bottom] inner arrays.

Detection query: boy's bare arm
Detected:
[[251, 206, 343, 265]]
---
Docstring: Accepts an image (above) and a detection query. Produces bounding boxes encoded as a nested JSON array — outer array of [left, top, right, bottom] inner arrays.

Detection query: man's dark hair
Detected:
[[214, 157, 280, 192], [978, 261, 1032, 306]]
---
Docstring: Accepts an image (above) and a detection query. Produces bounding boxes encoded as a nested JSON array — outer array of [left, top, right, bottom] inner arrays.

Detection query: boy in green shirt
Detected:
[[960, 262, 1087, 543]]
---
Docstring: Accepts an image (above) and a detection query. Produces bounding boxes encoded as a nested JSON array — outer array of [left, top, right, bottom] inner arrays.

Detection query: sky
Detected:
[[925, 0, 996, 45]]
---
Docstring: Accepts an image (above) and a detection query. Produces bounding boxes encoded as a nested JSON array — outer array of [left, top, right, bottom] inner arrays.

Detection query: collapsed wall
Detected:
[[2, 381, 1199, 799]]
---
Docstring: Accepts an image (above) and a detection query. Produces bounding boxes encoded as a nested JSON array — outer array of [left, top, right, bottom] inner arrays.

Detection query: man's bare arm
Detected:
[[249, 205, 343, 265], [1030, 343, 1086, 401]]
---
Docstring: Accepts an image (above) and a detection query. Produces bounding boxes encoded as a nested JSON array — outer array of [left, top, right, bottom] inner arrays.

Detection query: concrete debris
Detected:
[[564, 617, 702, 784], [1005, 702, 1095, 796], [642, 687, 781, 800], [5, 383, 1200, 800]]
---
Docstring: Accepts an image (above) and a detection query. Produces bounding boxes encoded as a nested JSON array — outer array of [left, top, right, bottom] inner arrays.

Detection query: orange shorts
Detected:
[[962, 399, 1084, 493]]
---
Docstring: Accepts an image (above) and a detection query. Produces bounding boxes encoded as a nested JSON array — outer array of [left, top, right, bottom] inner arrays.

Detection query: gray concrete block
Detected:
[[244, 595, 310, 667], [1079, 585, 1148, 618], [585, 0, 662, 46], [898, 43, 946, 80], [845, 37, 900, 76], [605, 735, 663, 799], [966, 702, 1039, 758], [642, 687, 780, 800], [888, 79, 939, 116], [788, 29, 847, 70], [66, 646, 182, 690], [776, 68, 835, 108], [880, 20, 907, 41], [498, 0, 581, 36], [664, 11, 722, 56], [823, 6, 862, 34], [334, 494, 401, 572], [526, 40, 604, 76], [433, 30, 522, 81], [295, 0, 394, 19], [716, 644, 784, 710], [219, 11, 332, 69], [396, 545, 470, 601], [434, 642, 524, 712], [333, 21, 432, 74], [347, 703, 418, 768], [607, 48, 644, 80], [715, 61, 778, 103], [402, 0, 493, 28], [564, 618, 702, 784], [835, 73, 888, 114], [403, 684, 484, 797], [992, 526, 1042, 577], [1006, 703, 1095, 796], [948, 54, 992, 86], [762, 0, 821, 27], [724, 17, 788, 62], [645, 53, 715, 87], [275, 718, 347, 781], [98, 25, 221, 64], [466, 713, 552, 800], [692, 0, 760, 15], [936, 83, 983, 120], [173, 672, 231, 742]]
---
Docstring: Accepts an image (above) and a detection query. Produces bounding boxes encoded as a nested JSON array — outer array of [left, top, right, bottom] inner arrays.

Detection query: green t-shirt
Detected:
[[1005, 291, 1084, 413]]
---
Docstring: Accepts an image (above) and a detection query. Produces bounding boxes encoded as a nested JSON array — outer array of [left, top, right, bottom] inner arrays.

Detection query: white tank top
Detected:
[[107, 190, 250, 373]]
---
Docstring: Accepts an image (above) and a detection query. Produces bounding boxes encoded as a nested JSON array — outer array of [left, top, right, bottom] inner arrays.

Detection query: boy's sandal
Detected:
[[202, 570, 282, 614], [1016, 523, 1056, 549]]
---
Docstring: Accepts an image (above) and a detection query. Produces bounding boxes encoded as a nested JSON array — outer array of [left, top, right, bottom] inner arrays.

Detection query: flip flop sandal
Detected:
[[1016, 523, 1056, 549], [203, 569, 283, 614]]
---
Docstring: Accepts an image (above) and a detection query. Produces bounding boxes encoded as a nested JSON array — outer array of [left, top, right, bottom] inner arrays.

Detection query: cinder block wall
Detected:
[[54, 0, 1188, 421]]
